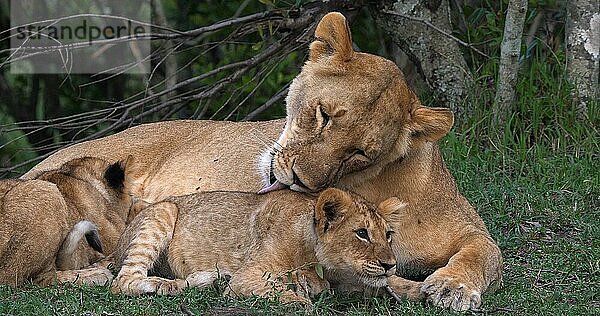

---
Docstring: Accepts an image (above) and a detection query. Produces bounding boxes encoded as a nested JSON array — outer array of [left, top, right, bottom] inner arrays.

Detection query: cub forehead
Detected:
[[349, 199, 384, 221]]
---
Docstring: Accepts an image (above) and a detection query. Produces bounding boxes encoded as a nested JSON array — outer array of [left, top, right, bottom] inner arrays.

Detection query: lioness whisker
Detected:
[[248, 128, 282, 153]]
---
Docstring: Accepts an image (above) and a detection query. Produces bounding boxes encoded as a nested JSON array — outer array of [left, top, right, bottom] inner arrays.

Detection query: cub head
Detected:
[[259, 12, 454, 193], [313, 188, 406, 288], [39, 156, 138, 221]]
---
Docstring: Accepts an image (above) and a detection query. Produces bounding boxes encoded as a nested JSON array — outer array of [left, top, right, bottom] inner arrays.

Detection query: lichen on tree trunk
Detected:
[[371, 0, 474, 124], [566, 0, 599, 118]]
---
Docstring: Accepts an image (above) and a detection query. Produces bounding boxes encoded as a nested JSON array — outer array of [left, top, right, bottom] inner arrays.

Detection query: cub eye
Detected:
[[355, 228, 370, 242], [386, 231, 395, 242], [320, 106, 330, 128]]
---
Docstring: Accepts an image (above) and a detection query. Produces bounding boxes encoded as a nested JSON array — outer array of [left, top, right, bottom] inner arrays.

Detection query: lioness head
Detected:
[[313, 188, 405, 288], [259, 12, 454, 193]]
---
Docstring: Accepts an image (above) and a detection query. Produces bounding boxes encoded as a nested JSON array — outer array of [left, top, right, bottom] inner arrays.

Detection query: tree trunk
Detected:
[[152, 0, 178, 103], [371, 0, 474, 124], [566, 0, 599, 118], [492, 0, 528, 131]]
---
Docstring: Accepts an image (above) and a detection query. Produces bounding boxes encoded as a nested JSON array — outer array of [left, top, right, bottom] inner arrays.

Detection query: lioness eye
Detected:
[[355, 228, 370, 242], [355, 149, 367, 157], [386, 231, 395, 242], [320, 106, 330, 128]]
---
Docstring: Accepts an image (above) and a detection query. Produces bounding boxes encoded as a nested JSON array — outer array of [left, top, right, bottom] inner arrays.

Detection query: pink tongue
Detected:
[[257, 180, 288, 194]]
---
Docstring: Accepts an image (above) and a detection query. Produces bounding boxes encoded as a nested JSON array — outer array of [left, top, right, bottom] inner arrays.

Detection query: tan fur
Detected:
[[0, 157, 137, 286], [108, 189, 414, 304], [22, 12, 502, 311]]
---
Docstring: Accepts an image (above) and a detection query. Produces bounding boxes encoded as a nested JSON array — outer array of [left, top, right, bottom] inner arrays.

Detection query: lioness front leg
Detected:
[[111, 201, 186, 296], [422, 233, 502, 311]]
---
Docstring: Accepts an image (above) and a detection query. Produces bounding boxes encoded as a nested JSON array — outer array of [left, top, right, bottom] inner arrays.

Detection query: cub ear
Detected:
[[377, 197, 407, 223], [410, 107, 454, 142], [309, 12, 354, 62], [104, 155, 139, 192], [315, 188, 352, 232], [104, 160, 126, 191]]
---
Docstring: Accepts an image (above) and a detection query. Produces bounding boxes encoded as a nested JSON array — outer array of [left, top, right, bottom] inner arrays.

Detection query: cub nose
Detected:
[[379, 260, 396, 272]]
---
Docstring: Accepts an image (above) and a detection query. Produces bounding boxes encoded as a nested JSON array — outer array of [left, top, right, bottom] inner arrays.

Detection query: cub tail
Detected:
[[56, 220, 104, 270]]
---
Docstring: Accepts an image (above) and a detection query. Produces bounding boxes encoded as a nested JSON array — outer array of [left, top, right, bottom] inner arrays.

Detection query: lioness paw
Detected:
[[421, 272, 481, 311]]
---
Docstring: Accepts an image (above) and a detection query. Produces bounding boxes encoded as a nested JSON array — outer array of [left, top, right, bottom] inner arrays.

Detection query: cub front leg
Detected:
[[111, 201, 186, 296], [421, 233, 502, 311]]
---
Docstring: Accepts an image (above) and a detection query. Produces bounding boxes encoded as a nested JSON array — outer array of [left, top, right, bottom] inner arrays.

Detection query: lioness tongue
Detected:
[[257, 180, 287, 194]]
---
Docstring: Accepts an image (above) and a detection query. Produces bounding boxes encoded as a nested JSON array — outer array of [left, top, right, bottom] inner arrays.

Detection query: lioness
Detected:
[[22, 13, 502, 310], [0, 157, 135, 286], [108, 188, 420, 304]]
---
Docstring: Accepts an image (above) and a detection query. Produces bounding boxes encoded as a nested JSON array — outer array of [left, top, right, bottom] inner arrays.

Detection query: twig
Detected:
[[471, 306, 516, 313], [385, 285, 403, 303], [382, 10, 489, 58], [243, 84, 290, 121]]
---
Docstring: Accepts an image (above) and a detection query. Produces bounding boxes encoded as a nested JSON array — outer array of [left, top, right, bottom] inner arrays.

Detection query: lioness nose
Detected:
[[379, 261, 396, 272]]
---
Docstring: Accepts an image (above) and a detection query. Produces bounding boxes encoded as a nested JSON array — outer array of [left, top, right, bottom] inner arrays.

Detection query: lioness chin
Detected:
[[108, 188, 420, 304], [22, 12, 502, 311], [0, 157, 137, 286]]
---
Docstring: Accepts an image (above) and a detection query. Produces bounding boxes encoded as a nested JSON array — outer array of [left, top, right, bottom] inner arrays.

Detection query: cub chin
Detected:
[[0, 157, 136, 287], [108, 188, 418, 304]]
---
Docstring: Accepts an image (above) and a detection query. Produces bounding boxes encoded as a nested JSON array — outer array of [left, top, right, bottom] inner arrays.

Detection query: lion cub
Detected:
[[110, 188, 407, 303], [0, 157, 135, 286]]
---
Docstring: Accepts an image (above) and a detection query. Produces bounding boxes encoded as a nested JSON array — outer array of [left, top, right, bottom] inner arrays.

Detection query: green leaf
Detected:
[[251, 42, 263, 51], [314, 263, 324, 279]]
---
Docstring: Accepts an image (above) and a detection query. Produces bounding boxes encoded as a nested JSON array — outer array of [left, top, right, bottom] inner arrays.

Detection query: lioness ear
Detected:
[[410, 107, 454, 142], [309, 12, 354, 62], [377, 197, 407, 223], [315, 188, 352, 232]]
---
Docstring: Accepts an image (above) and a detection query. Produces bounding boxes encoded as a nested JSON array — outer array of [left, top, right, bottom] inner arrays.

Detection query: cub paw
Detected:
[[72, 267, 114, 286], [421, 270, 481, 311], [291, 270, 330, 299], [112, 275, 187, 296], [47, 267, 113, 286], [279, 290, 312, 306]]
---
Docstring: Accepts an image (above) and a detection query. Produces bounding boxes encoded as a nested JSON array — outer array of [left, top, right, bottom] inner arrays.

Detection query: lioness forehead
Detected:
[[288, 52, 401, 112]]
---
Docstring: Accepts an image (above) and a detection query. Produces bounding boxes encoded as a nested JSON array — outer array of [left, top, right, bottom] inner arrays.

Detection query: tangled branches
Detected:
[[0, 1, 359, 177]]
